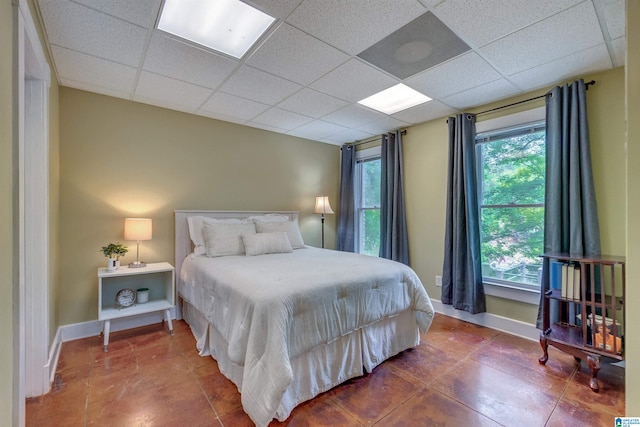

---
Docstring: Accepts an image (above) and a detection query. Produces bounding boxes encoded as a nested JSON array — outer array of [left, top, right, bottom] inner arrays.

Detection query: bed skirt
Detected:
[[181, 298, 421, 422]]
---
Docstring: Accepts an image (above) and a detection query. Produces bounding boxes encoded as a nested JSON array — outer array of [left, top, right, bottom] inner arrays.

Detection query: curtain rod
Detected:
[[353, 129, 407, 147], [476, 80, 596, 116]]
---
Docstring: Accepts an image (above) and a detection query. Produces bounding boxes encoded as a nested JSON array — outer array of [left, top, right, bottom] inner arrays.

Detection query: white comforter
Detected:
[[180, 247, 434, 426]]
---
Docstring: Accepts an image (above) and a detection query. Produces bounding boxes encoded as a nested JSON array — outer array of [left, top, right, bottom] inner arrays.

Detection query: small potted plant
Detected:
[[101, 243, 128, 271]]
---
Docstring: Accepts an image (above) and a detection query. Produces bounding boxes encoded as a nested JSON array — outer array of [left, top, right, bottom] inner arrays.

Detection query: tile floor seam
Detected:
[[177, 339, 223, 422], [543, 362, 579, 427]]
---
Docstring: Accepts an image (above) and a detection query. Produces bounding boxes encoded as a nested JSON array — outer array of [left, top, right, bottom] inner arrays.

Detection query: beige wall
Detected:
[[403, 67, 627, 325], [626, 0, 639, 415], [58, 88, 340, 325], [1, 2, 15, 425]]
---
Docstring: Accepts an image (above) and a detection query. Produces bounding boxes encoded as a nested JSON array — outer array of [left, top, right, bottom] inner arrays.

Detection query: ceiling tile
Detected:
[[199, 92, 269, 121], [440, 79, 520, 109], [144, 34, 238, 89], [287, 0, 426, 55], [432, 0, 582, 48], [219, 65, 302, 105], [479, 2, 604, 76], [72, 0, 161, 28], [38, 0, 148, 67], [134, 71, 213, 111], [602, 0, 625, 39], [310, 59, 398, 103], [391, 100, 457, 124], [286, 120, 350, 141], [358, 12, 470, 79], [51, 46, 137, 93], [356, 116, 409, 135], [59, 79, 132, 100], [321, 104, 386, 128], [322, 128, 376, 145], [246, 23, 349, 85], [611, 36, 625, 67], [277, 88, 348, 118], [245, 0, 304, 19], [252, 108, 313, 130], [508, 44, 613, 92], [405, 52, 501, 99]]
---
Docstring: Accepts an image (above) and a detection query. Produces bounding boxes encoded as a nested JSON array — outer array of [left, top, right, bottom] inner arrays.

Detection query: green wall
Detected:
[[58, 88, 340, 325]]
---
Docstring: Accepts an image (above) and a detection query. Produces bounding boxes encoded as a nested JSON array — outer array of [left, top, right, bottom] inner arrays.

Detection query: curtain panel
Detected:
[[441, 113, 486, 314], [536, 79, 601, 328], [379, 131, 409, 265], [337, 144, 356, 252]]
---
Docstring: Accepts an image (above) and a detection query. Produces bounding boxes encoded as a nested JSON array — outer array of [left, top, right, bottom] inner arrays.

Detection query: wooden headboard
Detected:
[[174, 210, 299, 290]]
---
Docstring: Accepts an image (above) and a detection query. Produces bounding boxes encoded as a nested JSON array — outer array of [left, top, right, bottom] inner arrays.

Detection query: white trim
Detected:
[[47, 328, 62, 385], [17, 0, 52, 408], [431, 299, 539, 342], [483, 282, 541, 305], [476, 106, 545, 133], [356, 145, 380, 161], [58, 307, 178, 343]]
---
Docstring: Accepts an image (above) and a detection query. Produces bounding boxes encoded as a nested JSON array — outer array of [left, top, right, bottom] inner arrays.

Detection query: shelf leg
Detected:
[[586, 354, 601, 392], [165, 309, 174, 336], [538, 333, 549, 365], [103, 320, 110, 352]]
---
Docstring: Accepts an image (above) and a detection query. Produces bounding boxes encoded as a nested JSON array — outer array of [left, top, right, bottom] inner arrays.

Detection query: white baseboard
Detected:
[[46, 306, 179, 382], [431, 299, 539, 342]]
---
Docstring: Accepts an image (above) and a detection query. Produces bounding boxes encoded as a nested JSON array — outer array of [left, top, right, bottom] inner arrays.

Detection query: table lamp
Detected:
[[124, 218, 152, 268]]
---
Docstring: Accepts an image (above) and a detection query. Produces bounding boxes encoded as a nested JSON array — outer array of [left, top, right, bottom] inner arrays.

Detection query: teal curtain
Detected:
[[337, 144, 356, 252], [442, 113, 486, 314], [379, 131, 409, 264], [536, 79, 601, 329]]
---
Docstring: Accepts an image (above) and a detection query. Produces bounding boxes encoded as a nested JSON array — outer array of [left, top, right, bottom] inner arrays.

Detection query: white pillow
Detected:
[[247, 214, 290, 222], [203, 222, 256, 257], [254, 221, 305, 249], [187, 216, 247, 256], [242, 232, 293, 256]]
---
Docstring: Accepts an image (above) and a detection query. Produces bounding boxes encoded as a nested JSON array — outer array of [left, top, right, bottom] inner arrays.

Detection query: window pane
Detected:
[[479, 130, 545, 206], [480, 206, 544, 286], [362, 160, 381, 208], [478, 126, 545, 288], [360, 209, 380, 256]]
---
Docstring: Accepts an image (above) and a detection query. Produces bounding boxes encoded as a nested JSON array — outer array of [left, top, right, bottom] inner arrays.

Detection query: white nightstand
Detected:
[[98, 262, 175, 352]]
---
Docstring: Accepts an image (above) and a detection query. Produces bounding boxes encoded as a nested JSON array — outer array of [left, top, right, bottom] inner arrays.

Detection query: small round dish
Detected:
[[116, 288, 136, 307]]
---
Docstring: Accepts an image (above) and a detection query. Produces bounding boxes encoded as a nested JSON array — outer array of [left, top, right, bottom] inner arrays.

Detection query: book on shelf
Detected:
[[572, 265, 581, 300]]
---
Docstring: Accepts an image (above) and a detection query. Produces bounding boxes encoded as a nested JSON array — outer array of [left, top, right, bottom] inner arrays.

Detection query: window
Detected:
[[355, 147, 381, 256], [476, 121, 545, 291]]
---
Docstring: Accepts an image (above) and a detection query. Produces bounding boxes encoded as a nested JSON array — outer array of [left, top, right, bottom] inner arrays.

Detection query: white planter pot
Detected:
[[107, 258, 120, 271]]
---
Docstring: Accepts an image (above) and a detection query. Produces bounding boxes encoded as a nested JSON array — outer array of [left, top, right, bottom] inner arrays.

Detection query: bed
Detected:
[[174, 210, 434, 426]]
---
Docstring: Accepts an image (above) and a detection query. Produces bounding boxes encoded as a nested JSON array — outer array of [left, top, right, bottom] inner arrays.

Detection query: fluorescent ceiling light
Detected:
[[358, 83, 431, 115], [157, 0, 275, 59]]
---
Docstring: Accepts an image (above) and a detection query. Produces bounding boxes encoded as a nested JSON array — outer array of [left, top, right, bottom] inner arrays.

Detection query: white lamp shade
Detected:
[[124, 218, 152, 241], [314, 196, 334, 215]]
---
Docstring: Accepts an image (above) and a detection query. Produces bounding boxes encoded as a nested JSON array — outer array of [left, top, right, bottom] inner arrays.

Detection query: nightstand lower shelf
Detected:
[[101, 304, 174, 352]]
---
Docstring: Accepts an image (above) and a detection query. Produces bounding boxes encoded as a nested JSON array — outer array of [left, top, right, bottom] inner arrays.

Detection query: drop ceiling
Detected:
[[36, 0, 625, 146]]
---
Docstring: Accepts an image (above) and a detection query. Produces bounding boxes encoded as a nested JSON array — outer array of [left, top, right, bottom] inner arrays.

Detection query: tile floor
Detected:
[[26, 314, 625, 426]]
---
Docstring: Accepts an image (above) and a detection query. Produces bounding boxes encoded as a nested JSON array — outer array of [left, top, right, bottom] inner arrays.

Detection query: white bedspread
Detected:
[[180, 247, 434, 426]]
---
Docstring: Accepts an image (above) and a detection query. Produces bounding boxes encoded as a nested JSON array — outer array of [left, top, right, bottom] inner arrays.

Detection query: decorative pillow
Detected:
[[254, 220, 305, 249], [242, 232, 293, 256], [247, 214, 290, 223], [203, 222, 256, 257], [187, 216, 246, 256]]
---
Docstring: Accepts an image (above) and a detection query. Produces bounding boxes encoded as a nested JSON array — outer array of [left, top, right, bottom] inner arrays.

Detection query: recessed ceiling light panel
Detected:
[[358, 84, 431, 115], [157, 0, 275, 59]]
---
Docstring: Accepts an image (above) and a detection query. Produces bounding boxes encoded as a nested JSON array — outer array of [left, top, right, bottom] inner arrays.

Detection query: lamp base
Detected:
[[128, 261, 147, 268]]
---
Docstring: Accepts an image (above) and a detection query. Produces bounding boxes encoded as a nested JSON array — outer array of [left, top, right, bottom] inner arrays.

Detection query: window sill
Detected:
[[435, 279, 540, 305], [483, 280, 540, 305]]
